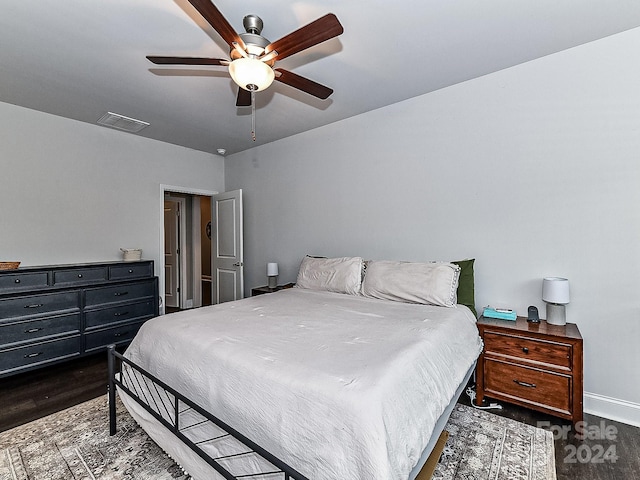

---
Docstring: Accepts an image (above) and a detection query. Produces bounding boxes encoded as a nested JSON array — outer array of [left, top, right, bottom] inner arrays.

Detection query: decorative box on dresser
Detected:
[[475, 316, 583, 424], [0, 260, 159, 378]]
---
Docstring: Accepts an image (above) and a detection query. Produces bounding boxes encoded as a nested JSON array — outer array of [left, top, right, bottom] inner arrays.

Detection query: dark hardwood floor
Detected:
[[1, 356, 639, 479], [0, 354, 108, 432]]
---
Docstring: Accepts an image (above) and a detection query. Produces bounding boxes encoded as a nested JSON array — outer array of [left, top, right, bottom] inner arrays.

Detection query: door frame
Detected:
[[164, 195, 187, 309], [159, 184, 218, 314]]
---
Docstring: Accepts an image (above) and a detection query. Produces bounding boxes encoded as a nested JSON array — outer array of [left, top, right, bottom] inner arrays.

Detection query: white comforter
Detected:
[[123, 288, 482, 480]]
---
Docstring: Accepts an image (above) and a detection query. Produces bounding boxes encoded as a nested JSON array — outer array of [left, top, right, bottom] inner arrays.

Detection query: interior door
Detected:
[[212, 189, 243, 303], [164, 200, 180, 308]]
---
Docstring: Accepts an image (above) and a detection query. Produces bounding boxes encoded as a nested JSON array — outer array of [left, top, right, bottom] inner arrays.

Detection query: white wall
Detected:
[[0, 103, 225, 278], [226, 28, 640, 425]]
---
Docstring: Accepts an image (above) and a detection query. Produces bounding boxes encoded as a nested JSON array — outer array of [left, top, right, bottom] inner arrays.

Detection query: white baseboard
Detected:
[[584, 392, 640, 428]]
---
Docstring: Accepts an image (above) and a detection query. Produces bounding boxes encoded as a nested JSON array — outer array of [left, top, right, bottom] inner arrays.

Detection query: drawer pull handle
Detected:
[[113, 331, 129, 338], [514, 380, 536, 388], [114, 311, 129, 317], [24, 304, 44, 309], [114, 291, 129, 297], [24, 352, 43, 358], [78, 274, 83, 278], [522, 347, 529, 353], [25, 328, 43, 334], [15, 279, 21, 284], [128, 269, 133, 273]]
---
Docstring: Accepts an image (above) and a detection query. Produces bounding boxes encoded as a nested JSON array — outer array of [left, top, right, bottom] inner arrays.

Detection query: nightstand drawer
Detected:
[[484, 332, 572, 370], [484, 359, 571, 414]]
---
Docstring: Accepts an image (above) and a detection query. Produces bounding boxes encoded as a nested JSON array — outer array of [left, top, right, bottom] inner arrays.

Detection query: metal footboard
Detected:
[[107, 345, 310, 480]]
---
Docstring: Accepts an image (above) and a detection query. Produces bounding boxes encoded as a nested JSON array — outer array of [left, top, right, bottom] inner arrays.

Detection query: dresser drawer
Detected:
[[85, 300, 156, 330], [484, 359, 571, 414], [484, 331, 572, 370], [85, 280, 156, 307], [0, 312, 81, 346], [0, 291, 80, 320], [109, 262, 153, 280], [0, 335, 81, 374], [84, 321, 146, 352], [0, 271, 49, 293], [53, 267, 107, 286]]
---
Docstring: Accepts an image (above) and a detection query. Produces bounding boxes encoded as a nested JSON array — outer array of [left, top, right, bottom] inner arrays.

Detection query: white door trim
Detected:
[[165, 195, 187, 309], [159, 184, 219, 315], [163, 198, 181, 308]]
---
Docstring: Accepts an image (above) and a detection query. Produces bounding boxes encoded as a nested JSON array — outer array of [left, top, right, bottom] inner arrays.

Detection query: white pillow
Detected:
[[295, 256, 364, 295], [361, 260, 460, 307]]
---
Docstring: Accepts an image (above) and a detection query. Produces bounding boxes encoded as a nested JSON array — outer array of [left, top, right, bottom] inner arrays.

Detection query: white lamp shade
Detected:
[[542, 277, 570, 304], [229, 58, 275, 92], [267, 262, 279, 276]]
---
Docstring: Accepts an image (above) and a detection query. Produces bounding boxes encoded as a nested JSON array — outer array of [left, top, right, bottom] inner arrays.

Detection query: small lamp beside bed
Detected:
[[267, 262, 279, 288], [542, 277, 570, 325]]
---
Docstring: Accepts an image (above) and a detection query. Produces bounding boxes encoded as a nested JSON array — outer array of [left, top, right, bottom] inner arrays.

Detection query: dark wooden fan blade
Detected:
[[236, 88, 252, 107], [146, 56, 227, 66], [274, 68, 333, 99], [187, 0, 244, 49], [265, 13, 343, 61]]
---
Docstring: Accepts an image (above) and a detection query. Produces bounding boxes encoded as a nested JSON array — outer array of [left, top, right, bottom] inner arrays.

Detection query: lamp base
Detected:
[[546, 303, 566, 326], [268, 276, 278, 289]]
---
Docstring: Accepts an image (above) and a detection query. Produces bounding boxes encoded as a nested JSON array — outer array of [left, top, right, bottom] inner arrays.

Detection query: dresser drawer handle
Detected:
[[25, 327, 43, 334], [114, 291, 129, 297], [522, 347, 529, 353], [514, 380, 536, 388], [15, 279, 21, 284], [114, 311, 129, 317], [128, 269, 134, 274], [77, 274, 83, 278], [113, 331, 130, 338], [24, 304, 44, 309], [24, 352, 43, 359]]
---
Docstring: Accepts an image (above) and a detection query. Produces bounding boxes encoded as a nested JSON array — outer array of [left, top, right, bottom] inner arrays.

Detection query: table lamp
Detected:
[[267, 262, 279, 289], [542, 277, 570, 326]]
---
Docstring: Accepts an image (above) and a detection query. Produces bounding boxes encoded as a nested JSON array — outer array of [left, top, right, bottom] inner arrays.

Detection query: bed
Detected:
[[109, 257, 483, 480]]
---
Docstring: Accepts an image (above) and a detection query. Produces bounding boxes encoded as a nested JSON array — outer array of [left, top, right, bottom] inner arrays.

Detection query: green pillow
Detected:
[[452, 259, 476, 318]]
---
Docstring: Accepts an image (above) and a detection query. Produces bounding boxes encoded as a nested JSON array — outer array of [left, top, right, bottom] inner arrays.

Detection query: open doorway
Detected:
[[162, 189, 213, 314], [159, 186, 244, 314]]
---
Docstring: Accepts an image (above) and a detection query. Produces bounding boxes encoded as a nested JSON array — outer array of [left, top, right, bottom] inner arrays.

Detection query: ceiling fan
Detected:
[[147, 0, 344, 109]]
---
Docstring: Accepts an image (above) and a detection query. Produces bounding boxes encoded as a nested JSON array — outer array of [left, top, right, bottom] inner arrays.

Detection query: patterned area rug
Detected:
[[0, 396, 188, 480], [434, 404, 556, 480], [0, 397, 555, 480]]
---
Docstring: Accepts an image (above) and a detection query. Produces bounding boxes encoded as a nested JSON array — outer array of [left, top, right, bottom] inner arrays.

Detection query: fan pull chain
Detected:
[[251, 90, 256, 142]]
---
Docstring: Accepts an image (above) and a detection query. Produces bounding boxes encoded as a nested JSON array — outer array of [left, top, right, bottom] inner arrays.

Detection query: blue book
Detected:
[[483, 307, 517, 321]]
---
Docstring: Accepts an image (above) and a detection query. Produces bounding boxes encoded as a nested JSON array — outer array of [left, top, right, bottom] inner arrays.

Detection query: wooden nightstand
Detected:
[[251, 283, 295, 296], [475, 316, 583, 424]]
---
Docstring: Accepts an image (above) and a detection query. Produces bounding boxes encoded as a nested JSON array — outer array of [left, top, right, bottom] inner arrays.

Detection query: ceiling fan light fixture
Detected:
[[229, 57, 274, 92]]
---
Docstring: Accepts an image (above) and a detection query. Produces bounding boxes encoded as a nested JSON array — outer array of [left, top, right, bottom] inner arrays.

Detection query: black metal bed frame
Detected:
[[107, 345, 310, 480]]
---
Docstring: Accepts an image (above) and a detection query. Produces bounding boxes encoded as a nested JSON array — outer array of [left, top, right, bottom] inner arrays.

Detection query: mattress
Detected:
[[122, 288, 483, 479]]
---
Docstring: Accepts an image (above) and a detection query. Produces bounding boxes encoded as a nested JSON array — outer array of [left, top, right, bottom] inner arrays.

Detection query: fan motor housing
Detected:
[[229, 15, 275, 65]]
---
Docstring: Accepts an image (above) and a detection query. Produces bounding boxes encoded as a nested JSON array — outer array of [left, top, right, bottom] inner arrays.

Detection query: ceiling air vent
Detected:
[[97, 112, 150, 133]]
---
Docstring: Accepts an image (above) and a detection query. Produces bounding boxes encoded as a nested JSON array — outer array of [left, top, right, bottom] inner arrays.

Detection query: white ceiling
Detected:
[[2, 1, 640, 156]]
